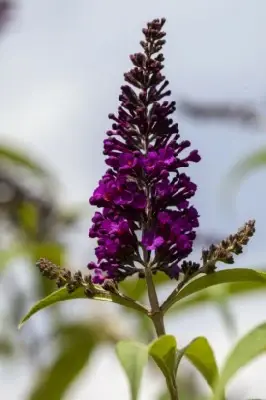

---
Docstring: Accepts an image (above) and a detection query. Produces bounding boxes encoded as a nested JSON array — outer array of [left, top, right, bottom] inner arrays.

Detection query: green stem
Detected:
[[166, 377, 179, 400], [145, 267, 165, 336], [145, 268, 179, 400]]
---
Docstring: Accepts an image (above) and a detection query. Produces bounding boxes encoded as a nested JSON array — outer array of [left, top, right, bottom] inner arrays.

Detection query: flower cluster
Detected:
[[88, 18, 201, 284]]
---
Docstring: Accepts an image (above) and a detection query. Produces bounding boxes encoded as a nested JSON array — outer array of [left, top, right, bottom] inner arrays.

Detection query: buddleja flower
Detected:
[[88, 18, 201, 284]]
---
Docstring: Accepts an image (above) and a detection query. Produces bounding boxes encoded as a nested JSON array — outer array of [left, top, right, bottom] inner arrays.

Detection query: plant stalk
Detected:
[[167, 377, 179, 400], [145, 267, 165, 336], [145, 267, 179, 400]]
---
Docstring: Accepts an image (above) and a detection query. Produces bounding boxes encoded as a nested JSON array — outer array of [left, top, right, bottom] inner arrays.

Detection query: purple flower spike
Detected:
[[87, 18, 200, 283]]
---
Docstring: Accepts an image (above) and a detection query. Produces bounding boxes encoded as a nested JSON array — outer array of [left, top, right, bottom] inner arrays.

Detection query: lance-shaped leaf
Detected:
[[162, 268, 266, 313], [149, 335, 178, 399], [213, 323, 266, 400], [168, 279, 266, 315], [29, 323, 99, 400], [116, 341, 148, 400], [0, 144, 50, 177], [176, 337, 219, 391], [222, 147, 266, 212], [19, 286, 147, 328], [0, 244, 28, 271], [0, 338, 14, 357]]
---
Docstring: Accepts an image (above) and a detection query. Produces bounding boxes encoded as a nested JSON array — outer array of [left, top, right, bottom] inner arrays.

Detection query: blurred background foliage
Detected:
[[1, 1, 266, 400]]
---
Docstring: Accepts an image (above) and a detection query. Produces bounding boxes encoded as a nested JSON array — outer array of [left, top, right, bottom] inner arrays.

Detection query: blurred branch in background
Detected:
[[178, 97, 266, 131], [179, 95, 266, 246], [0, 1, 14, 32]]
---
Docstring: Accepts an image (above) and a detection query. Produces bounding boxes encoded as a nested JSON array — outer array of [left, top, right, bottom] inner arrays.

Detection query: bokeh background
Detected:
[[1, 1, 266, 399]]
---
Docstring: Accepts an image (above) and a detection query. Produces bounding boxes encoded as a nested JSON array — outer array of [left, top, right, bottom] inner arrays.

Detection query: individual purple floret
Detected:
[[88, 18, 201, 284]]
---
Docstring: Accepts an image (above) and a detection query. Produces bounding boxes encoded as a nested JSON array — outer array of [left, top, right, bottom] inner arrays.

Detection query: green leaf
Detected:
[[0, 244, 27, 271], [213, 322, 266, 400], [162, 268, 266, 313], [168, 279, 266, 315], [214, 299, 237, 338], [176, 337, 219, 391], [29, 323, 98, 400], [0, 144, 50, 177], [149, 335, 177, 377], [222, 147, 266, 211], [0, 338, 14, 357], [31, 242, 66, 297], [231, 147, 266, 179], [137, 314, 155, 342], [32, 242, 65, 265], [120, 271, 169, 301], [116, 341, 148, 400], [120, 278, 147, 300], [17, 202, 39, 237], [149, 335, 178, 398], [19, 286, 147, 328]]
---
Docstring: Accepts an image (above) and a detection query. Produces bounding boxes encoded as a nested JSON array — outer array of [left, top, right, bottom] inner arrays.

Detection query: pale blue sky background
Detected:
[[1, 1, 266, 399]]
